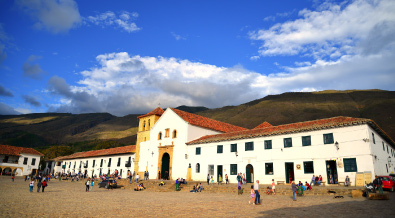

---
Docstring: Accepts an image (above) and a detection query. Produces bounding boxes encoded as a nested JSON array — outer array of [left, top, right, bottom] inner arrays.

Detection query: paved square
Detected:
[[0, 177, 394, 217]]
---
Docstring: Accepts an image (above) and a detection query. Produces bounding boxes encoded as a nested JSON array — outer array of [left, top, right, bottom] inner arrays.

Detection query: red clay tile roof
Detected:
[[55, 145, 136, 161], [187, 116, 390, 145], [137, 107, 165, 119], [0, 145, 43, 156], [253, 121, 273, 129], [171, 108, 248, 133]]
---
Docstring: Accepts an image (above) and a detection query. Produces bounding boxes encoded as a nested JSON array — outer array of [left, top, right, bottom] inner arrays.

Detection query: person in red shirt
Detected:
[[42, 180, 47, 192]]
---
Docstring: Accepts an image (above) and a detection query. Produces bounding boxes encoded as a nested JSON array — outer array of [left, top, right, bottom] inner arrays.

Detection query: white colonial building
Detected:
[[134, 108, 395, 186], [53, 107, 395, 186], [54, 145, 135, 178], [0, 145, 43, 176]]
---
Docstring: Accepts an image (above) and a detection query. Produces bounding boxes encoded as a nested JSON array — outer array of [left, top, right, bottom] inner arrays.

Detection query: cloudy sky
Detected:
[[0, 0, 394, 116]]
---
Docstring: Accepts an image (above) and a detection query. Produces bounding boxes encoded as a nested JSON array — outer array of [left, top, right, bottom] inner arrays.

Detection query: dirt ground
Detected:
[[0, 177, 394, 218]]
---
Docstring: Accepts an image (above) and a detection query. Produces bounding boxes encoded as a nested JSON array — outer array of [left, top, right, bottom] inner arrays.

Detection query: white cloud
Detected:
[[249, 0, 395, 60], [171, 32, 186, 40], [250, 56, 260, 61], [85, 11, 140, 33], [17, 0, 82, 34]]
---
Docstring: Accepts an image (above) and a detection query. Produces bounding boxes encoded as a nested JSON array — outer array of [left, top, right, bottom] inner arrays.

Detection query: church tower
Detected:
[[134, 107, 164, 177]]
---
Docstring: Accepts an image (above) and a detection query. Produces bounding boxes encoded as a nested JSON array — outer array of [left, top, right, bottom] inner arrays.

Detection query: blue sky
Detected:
[[1, 0, 395, 116]]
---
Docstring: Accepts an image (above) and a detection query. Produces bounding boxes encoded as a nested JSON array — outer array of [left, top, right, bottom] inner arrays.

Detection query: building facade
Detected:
[[54, 145, 135, 178], [0, 145, 43, 176], [52, 107, 395, 186], [135, 108, 395, 186]]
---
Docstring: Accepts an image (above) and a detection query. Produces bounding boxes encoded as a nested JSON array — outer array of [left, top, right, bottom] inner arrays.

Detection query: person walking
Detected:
[[225, 174, 229, 184], [37, 179, 42, 192], [254, 180, 261, 205], [249, 185, 255, 204], [90, 179, 94, 191], [29, 179, 34, 192], [42, 180, 47, 192], [292, 181, 297, 201], [136, 173, 139, 183], [207, 174, 210, 185], [86, 179, 90, 192], [272, 179, 276, 195]]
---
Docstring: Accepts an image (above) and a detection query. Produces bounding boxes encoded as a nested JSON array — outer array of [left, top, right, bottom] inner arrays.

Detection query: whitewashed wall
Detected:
[[0, 153, 41, 176], [187, 124, 390, 185], [368, 126, 395, 176], [138, 108, 222, 180], [61, 153, 134, 178]]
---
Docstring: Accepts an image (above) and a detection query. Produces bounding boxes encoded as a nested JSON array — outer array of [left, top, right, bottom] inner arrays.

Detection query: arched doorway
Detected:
[[161, 153, 170, 180], [246, 164, 254, 183]]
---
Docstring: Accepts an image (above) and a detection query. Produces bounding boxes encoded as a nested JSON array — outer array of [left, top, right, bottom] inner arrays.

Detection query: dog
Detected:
[[334, 195, 344, 199]]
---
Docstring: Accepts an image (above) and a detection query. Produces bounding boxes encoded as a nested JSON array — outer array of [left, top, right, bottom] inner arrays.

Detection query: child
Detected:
[[272, 179, 276, 195], [210, 176, 214, 185], [249, 185, 255, 204], [238, 181, 243, 195]]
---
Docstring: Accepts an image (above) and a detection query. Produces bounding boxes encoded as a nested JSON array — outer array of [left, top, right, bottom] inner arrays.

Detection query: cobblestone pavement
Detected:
[[0, 177, 394, 218]]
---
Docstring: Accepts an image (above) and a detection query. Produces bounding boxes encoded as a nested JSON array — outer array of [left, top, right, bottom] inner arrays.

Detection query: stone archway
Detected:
[[158, 145, 174, 180], [0, 166, 23, 176], [161, 153, 170, 179]]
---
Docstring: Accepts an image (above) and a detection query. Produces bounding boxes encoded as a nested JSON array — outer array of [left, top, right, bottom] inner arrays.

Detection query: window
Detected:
[[303, 161, 314, 174], [23, 157, 28, 165], [245, 142, 254, 151], [302, 136, 311, 146], [387, 145, 389, 154], [69, 162, 71, 168], [196, 147, 201, 155], [264, 140, 272, 149], [173, 130, 177, 138], [284, 138, 292, 148], [217, 145, 223, 153], [386, 164, 388, 173], [86, 160, 88, 168], [230, 144, 237, 152], [265, 163, 273, 175], [31, 158, 36, 166], [383, 142, 385, 151], [230, 164, 237, 175], [372, 133, 375, 144], [323, 133, 334, 144], [92, 160, 96, 167], [208, 165, 214, 176], [74, 161, 76, 168], [143, 120, 146, 130], [100, 159, 103, 167], [108, 158, 112, 167], [165, 128, 170, 137], [196, 163, 200, 173], [148, 119, 150, 128], [158, 132, 162, 140], [117, 158, 121, 167], [344, 158, 357, 172]]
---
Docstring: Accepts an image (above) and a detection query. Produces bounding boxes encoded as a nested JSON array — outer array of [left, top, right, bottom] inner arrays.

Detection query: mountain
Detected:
[[196, 89, 395, 141], [1, 89, 394, 156]]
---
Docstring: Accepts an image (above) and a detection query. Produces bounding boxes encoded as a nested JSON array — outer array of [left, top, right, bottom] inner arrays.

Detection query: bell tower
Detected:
[[134, 107, 164, 176]]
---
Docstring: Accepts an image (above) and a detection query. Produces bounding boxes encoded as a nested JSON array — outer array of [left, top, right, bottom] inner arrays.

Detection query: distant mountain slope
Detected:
[[197, 90, 395, 141], [0, 113, 140, 149], [0, 89, 394, 155]]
